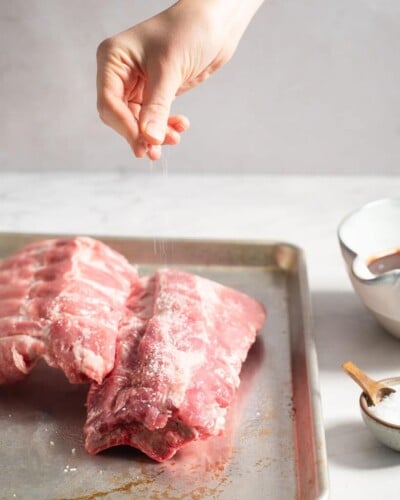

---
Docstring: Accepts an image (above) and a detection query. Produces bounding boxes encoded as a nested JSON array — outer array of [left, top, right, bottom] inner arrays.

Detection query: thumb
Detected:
[[139, 66, 181, 145]]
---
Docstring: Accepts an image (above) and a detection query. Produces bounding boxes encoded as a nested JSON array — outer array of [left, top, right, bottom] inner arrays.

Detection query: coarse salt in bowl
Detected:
[[360, 377, 400, 452], [369, 391, 400, 425]]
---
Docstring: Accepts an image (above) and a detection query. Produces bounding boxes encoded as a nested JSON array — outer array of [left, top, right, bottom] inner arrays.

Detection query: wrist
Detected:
[[177, 0, 263, 18], [175, 0, 263, 36]]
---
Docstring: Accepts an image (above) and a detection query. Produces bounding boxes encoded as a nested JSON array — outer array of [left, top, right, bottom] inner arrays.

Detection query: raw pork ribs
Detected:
[[84, 268, 265, 461], [0, 237, 137, 384], [0, 237, 266, 461]]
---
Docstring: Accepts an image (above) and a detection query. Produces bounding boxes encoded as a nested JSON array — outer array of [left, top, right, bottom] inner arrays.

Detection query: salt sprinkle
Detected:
[[8, 414, 12, 418], [369, 389, 400, 425], [63, 464, 77, 473], [50, 441, 55, 446], [71, 448, 76, 455]]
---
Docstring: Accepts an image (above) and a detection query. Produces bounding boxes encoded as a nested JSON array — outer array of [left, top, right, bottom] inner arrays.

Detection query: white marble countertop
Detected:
[[2, 171, 400, 499]]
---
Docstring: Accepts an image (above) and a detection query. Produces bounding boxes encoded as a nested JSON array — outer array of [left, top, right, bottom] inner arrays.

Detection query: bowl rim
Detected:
[[337, 197, 400, 285], [359, 376, 400, 430], [338, 197, 400, 245]]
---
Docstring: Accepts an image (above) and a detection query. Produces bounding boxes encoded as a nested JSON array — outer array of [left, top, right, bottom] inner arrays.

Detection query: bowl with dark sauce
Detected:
[[338, 198, 400, 338]]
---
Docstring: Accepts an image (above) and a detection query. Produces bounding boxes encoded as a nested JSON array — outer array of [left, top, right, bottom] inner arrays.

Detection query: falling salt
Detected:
[[71, 448, 76, 455], [150, 154, 171, 262], [369, 389, 400, 425], [63, 464, 77, 473], [8, 414, 12, 418], [50, 441, 55, 446]]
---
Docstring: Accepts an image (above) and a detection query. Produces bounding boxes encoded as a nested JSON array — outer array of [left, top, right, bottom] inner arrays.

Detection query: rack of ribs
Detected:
[[0, 237, 137, 384], [84, 268, 265, 461]]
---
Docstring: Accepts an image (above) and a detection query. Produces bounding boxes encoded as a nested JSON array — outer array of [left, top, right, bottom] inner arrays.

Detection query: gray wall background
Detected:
[[0, 0, 399, 174]]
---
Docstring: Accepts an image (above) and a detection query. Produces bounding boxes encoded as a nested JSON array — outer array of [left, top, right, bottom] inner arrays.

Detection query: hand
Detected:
[[96, 0, 263, 160]]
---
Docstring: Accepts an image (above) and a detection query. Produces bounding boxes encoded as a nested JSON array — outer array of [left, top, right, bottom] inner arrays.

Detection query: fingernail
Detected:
[[144, 120, 164, 143]]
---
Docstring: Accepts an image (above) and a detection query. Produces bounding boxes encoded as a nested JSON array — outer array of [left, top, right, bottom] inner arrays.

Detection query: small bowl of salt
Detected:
[[360, 377, 400, 452]]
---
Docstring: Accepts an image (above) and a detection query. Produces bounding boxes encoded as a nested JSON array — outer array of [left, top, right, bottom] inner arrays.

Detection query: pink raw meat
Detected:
[[84, 268, 266, 461], [0, 237, 138, 384]]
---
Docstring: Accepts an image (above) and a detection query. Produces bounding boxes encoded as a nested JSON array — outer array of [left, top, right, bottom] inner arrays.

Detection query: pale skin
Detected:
[[96, 0, 264, 160]]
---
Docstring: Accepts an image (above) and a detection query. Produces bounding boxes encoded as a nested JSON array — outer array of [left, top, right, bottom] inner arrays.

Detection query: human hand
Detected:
[[96, 0, 263, 160]]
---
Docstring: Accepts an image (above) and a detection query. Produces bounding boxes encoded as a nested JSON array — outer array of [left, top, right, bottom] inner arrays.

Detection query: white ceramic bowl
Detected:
[[360, 377, 400, 452], [338, 198, 400, 339]]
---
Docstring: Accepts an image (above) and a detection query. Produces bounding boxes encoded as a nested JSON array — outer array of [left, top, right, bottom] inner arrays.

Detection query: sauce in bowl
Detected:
[[367, 249, 400, 275]]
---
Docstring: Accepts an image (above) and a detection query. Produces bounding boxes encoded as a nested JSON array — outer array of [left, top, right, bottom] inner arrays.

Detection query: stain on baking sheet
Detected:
[[58, 474, 229, 500], [56, 470, 164, 500]]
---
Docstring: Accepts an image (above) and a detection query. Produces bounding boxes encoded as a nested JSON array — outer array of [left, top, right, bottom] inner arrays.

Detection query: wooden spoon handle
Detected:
[[342, 360, 378, 397]]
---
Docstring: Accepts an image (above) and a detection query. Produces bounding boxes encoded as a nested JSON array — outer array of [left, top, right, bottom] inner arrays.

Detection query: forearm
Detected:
[[176, 0, 263, 46], [178, 0, 264, 18]]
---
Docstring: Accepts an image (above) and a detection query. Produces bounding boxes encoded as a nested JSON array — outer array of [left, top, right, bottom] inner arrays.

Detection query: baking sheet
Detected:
[[0, 234, 329, 500]]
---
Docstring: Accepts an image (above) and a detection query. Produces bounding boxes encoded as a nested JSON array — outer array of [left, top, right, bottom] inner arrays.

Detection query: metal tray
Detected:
[[0, 233, 329, 500]]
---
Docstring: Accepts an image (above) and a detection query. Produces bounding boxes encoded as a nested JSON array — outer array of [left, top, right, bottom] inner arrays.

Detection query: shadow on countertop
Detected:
[[311, 290, 400, 374], [325, 420, 400, 470], [312, 290, 400, 471]]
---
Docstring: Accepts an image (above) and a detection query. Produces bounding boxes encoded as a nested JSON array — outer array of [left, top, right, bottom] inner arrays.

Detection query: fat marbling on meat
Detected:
[[0, 237, 138, 384], [84, 268, 266, 461]]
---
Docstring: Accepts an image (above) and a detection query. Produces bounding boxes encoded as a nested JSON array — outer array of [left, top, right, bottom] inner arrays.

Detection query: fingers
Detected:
[[164, 129, 181, 146], [147, 144, 162, 161], [99, 88, 189, 159], [98, 90, 144, 155], [144, 115, 189, 158], [97, 52, 189, 159], [163, 115, 190, 146], [139, 65, 182, 145], [168, 114, 190, 133], [97, 62, 144, 156]]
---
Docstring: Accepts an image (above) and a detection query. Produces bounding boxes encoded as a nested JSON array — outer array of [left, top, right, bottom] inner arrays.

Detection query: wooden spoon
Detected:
[[342, 361, 396, 406]]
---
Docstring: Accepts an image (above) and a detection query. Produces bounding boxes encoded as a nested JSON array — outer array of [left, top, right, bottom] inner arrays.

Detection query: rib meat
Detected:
[[0, 237, 138, 384], [84, 268, 265, 461]]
